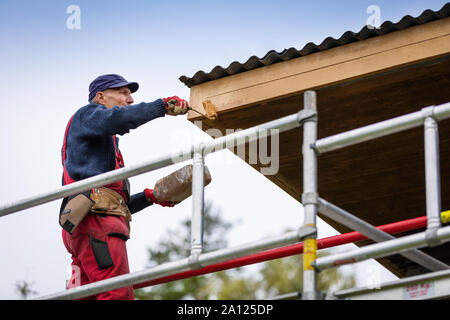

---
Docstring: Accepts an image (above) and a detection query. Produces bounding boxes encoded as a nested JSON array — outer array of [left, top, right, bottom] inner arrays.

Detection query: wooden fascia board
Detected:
[[187, 17, 450, 121]]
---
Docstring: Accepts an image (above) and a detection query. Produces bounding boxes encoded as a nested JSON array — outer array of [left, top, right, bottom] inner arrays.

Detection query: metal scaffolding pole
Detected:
[[38, 215, 429, 300], [133, 216, 428, 291], [317, 198, 449, 271], [331, 269, 450, 300], [37, 230, 300, 300], [423, 114, 442, 247], [0, 111, 307, 218], [314, 102, 450, 154], [313, 225, 450, 271], [189, 144, 205, 268], [301, 91, 319, 300]]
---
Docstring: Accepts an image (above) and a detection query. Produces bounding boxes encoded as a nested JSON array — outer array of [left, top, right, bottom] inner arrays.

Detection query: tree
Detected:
[[135, 200, 234, 300], [259, 251, 356, 298], [134, 201, 355, 299], [15, 280, 38, 300]]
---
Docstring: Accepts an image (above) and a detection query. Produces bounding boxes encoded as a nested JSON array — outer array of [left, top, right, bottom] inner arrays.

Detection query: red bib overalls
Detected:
[[61, 116, 134, 300]]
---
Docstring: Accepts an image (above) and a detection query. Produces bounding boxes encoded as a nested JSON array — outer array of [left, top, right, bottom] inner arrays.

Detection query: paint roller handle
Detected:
[[187, 106, 207, 117]]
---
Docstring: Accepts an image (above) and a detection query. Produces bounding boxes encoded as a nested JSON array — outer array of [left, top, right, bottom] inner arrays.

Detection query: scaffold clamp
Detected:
[[297, 109, 317, 124], [425, 227, 442, 247], [421, 105, 437, 121], [188, 252, 204, 270], [302, 192, 319, 206], [298, 225, 317, 241]]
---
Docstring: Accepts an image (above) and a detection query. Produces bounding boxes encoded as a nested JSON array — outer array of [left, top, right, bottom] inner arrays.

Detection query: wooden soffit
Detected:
[[185, 17, 450, 278], [187, 17, 450, 121]]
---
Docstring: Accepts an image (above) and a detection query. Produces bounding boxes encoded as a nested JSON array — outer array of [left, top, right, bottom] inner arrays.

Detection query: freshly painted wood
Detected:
[[185, 19, 450, 278], [188, 18, 450, 121]]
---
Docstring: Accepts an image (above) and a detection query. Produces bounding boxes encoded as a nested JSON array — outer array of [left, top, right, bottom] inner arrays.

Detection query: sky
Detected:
[[0, 0, 448, 299]]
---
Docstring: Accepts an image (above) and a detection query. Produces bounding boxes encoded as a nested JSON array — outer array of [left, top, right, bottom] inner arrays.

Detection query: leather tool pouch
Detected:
[[90, 187, 132, 231], [59, 191, 94, 234], [59, 188, 132, 234]]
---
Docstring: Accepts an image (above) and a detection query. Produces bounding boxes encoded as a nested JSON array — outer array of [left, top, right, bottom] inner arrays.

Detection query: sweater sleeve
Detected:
[[127, 191, 154, 214], [79, 99, 166, 136]]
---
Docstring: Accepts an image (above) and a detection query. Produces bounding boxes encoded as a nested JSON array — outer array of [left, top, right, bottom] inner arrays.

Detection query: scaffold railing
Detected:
[[0, 93, 449, 300], [304, 94, 450, 299]]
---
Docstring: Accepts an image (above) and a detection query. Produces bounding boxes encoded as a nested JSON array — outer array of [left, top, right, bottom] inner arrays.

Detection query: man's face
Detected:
[[95, 86, 134, 108]]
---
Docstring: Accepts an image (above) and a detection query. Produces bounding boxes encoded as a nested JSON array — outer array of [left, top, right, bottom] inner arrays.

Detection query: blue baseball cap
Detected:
[[88, 74, 139, 102]]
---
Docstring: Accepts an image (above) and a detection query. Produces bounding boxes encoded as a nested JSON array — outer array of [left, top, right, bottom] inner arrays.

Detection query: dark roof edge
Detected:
[[179, 3, 450, 88]]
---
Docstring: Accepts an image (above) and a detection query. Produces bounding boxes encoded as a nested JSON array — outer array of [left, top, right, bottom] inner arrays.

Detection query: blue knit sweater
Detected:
[[63, 99, 166, 214]]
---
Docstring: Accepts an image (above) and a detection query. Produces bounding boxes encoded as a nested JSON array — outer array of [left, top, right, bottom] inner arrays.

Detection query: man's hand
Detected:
[[145, 188, 176, 207], [163, 96, 189, 116]]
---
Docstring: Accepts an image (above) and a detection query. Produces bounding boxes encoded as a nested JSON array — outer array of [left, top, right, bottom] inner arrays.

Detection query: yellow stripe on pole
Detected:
[[303, 238, 317, 271], [442, 210, 450, 224]]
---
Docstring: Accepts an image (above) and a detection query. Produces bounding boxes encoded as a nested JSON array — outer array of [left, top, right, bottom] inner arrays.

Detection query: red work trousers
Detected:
[[62, 212, 134, 300]]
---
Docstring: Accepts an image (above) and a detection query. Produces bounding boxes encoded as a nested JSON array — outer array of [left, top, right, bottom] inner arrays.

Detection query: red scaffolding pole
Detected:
[[134, 216, 427, 290]]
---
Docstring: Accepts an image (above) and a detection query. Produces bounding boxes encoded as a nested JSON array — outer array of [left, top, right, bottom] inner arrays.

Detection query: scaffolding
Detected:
[[1, 92, 450, 300]]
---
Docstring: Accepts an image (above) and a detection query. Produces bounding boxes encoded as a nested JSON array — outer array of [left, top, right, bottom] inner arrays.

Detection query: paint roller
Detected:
[[188, 99, 218, 120]]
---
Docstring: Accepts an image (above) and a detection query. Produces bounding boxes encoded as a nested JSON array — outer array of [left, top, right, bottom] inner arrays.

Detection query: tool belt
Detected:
[[59, 187, 132, 234]]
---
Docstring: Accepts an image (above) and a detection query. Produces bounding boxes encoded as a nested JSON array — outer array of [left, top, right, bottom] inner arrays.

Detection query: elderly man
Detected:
[[60, 74, 188, 300]]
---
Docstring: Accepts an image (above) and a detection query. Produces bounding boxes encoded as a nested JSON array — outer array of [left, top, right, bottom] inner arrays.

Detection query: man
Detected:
[[60, 74, 189, 300]]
